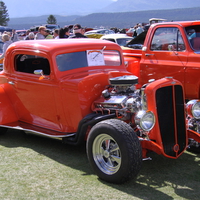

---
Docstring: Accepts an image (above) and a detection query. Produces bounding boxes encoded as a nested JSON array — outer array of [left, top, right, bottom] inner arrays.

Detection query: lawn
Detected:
[[0, 129, 199, 200]]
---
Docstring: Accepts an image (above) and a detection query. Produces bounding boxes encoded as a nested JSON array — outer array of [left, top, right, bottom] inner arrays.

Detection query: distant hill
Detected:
[[101, 0, 200, 13], [8, 7, 200, 30]]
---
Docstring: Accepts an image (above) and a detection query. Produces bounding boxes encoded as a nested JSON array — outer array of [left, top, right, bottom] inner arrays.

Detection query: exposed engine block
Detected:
[[93, 75, 145, 118]]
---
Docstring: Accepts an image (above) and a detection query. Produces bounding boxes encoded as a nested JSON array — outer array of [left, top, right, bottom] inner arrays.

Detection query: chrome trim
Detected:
[[0, 125, 76, 138]]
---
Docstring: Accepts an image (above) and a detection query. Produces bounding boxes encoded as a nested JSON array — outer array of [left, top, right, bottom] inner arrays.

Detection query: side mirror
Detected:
[[142, 46, 147, 51], [34, 69, 44, 75], [34, 69, 46, 80]]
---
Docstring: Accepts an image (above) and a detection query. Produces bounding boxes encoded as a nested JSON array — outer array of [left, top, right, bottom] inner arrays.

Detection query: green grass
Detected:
[[0, 129, 199, 200]]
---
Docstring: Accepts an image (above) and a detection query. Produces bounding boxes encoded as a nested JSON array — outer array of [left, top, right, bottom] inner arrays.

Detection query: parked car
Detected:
[[0, 26, 12, 33], [100, 34, 133, 46], [85, 29, 115, 38], [122, 20, 200, 152], [43, 24, 60, 31]]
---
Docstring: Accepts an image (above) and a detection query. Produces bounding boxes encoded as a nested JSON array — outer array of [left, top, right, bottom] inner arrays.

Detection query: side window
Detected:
[[151, 27, 185, 51], [185, 25, 200, 50], [15, 54, 50, 75]]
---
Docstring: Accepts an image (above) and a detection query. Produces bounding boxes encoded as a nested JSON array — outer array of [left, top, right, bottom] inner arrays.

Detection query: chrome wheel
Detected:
[[92, 133, 121, 175], [87, 119, 142, 183]]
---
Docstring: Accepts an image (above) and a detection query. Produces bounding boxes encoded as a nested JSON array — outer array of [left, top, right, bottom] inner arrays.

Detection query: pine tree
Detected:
[[47, 15, 57, 24], [0, 1, 9, 26]]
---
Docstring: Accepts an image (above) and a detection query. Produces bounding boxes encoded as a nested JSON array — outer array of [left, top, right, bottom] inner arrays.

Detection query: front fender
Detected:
[[0, 86, 18, 124], [188, 129, 200, 143]]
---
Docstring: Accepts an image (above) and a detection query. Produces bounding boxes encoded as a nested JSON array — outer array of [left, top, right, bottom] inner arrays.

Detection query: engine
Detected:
[[93, 75, 142, 116]]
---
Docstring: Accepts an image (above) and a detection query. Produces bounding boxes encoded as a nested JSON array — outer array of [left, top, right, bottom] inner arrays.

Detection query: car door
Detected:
[[7, 54, 62, 131], [140, 26, 188, 87]]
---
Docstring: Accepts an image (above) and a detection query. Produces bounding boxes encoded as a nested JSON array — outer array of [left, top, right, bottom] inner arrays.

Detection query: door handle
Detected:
[[8, 81, 15, 85], [145, 53, 154, 57]]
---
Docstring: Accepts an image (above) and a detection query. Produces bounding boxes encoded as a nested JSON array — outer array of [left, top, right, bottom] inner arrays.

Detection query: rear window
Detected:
[[56, 50, 121, 72]]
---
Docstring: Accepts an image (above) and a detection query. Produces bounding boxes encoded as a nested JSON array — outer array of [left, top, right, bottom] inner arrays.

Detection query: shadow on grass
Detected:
[[0, 129, 199, 200]]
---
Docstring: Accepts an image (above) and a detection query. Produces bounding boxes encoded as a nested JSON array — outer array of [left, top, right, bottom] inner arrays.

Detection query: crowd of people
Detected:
[[0, 24, 88, 59], [24, 23, 87, 40]]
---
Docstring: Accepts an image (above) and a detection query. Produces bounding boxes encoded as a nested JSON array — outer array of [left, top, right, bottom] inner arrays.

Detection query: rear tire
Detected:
[[86, 119, 142, 184], [0, 127, 8, 134]]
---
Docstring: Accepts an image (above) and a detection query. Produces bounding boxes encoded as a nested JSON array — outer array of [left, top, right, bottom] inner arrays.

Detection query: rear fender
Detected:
[[0, 86, 18, 124]]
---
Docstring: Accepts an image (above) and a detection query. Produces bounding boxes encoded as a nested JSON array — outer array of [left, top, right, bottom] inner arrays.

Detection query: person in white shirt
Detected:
[[0, 34, 13, 59]]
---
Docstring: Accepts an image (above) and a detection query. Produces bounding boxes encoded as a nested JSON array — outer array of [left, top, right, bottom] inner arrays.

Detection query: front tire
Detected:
[[86, 119, 142, 184], [187, 139, 200, 153], [0, 127, 8, 134]]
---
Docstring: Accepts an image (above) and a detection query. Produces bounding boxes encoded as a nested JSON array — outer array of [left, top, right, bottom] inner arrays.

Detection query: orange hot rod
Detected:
[[0, 38, 198, 183]]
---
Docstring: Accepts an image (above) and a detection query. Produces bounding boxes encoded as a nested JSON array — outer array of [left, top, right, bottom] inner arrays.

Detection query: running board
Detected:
[[0, 122, 76, 139]]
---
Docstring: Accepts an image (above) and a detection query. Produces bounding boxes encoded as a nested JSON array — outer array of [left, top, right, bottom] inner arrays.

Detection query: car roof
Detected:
[[9, 38, 122, 55], [151, 20, 200, 28]]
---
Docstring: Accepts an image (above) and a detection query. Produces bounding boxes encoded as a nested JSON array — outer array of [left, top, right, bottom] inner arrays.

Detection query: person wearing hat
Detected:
[[70, 24, 87, 38], [0, 34, 13, 59]]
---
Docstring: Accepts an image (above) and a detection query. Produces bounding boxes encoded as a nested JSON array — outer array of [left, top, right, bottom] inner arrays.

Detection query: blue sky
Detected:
[[4, 0, 118, 18]]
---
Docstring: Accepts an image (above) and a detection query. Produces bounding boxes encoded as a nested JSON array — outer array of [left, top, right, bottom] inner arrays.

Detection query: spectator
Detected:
[[59, 27, 70, 38], [25, 32, 35, 40], [11, 29, 19, 42], [45, 30, 53, 39], [136, 24, 144, 36], [53, 29, 59, 39], [0, 34, 13, 59], [69, 24, 87, 38], [35, 26, 46, 40], [187, 29, 196, 40], [24, 29, 31, 40]]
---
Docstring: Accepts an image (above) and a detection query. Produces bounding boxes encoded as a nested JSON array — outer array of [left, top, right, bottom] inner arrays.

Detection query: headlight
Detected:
[[135, 110, 155, 131], [187, 100, 200, 119]]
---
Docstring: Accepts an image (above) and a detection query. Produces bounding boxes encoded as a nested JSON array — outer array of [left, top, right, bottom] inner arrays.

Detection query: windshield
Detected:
[[116, 38, 132, 46], [185, 25, 200, 51], [56, 50, 121, 72]]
